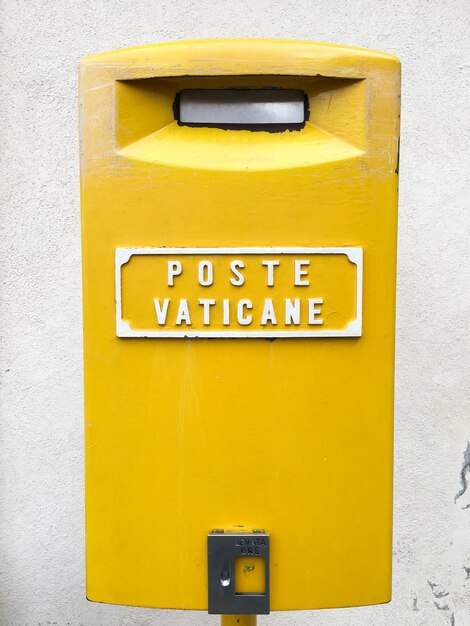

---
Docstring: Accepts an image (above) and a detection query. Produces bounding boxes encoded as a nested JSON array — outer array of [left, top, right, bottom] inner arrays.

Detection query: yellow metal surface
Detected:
[[234, 557, 265, 594], [80, 39, 400, 610]]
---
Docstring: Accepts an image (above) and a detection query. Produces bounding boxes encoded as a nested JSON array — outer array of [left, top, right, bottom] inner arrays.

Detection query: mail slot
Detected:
[[80, 39, 401, 615]]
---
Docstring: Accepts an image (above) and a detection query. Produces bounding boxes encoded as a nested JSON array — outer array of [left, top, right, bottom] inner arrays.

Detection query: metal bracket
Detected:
[[208, 530, 270, 615]]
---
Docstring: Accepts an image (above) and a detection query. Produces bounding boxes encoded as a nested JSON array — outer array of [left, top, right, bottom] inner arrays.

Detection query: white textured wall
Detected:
[[1, 1, 469, 624]]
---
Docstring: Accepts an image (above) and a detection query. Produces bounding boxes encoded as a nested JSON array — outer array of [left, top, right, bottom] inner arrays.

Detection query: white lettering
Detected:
[[175, 299, 191, 325], [154, 298, 170, 325], [223, 299, 230, 326], [168, 260, 182, 286], [198, 260, 213, 286], [294, 260, 310, 286], [285, 298, 300, 325], [230, 260, 245, 286], [237, 299, 253, 326], [198, 299, 215, 325], [262, 260, 280, 287], [261, 298, 277, 325], [308, 298, 323, 325]]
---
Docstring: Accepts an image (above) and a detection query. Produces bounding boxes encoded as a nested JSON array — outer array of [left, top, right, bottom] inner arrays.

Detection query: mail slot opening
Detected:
[[175, 88, 309, 131]]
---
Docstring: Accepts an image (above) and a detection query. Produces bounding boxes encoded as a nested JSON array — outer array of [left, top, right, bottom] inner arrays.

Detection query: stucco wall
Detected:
[[0, 1, 469, 624]]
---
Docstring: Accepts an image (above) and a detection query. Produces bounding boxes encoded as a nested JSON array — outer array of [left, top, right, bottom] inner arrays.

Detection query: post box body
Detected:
[[80, 40, 400, 611]]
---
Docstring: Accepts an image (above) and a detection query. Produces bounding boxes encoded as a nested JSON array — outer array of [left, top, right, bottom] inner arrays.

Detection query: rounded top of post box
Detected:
[[80, 39, 400, 77]]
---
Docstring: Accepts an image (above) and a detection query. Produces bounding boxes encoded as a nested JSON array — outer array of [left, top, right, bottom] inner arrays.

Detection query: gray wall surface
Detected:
[[0, 1, 469, 624]]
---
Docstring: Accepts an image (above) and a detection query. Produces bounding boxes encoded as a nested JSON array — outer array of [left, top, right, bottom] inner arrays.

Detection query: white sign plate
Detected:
[[115, 247, 363, 339]]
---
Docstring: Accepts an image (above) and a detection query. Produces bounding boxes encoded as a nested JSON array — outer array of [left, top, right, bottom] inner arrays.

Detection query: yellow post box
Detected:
[[80, 39, 400, 617]]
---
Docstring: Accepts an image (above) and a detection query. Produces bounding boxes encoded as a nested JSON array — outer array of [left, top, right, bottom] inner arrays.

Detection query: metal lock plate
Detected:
[[208, 530, 270, 614]]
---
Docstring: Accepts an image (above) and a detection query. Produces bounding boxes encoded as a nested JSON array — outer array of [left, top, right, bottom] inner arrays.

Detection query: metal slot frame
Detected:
[[175, 88, 308, 131]]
